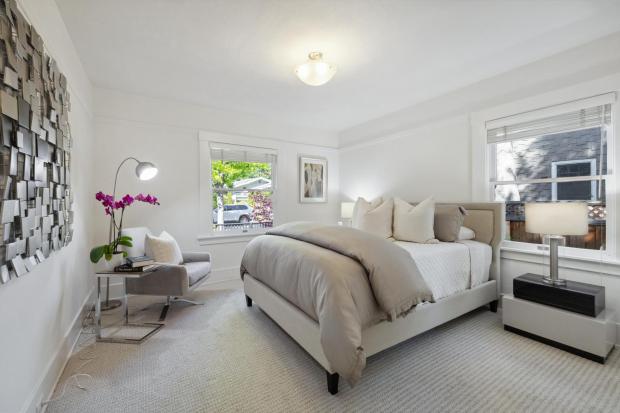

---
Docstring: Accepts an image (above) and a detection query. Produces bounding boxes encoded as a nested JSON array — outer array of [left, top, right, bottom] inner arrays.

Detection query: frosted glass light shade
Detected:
[[341, 202, 355, 219], [525, 203, 588, 235], [136, 161, 158, 180], [295, 52, 337, 86]]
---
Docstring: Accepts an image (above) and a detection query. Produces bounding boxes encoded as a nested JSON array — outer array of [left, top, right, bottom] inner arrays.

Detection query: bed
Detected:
[[241, 202, 504, 394]]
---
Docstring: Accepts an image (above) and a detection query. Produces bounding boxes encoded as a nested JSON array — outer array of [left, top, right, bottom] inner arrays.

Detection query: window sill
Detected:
[[501, 245, 620, 277], [197, 231, 266, 246]]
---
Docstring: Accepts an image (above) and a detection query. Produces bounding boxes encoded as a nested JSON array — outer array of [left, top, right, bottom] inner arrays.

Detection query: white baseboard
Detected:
[[22, 286, 94, 413]]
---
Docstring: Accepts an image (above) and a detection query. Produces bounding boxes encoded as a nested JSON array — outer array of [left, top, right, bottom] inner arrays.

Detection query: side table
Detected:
[[95, 270, 164, 344]]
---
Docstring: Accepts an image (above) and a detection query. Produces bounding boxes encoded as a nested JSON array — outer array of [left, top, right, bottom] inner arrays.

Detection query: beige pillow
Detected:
[[434, 205, 468, 242], [393, 197, 437, 243], [145, 231, 183, 264], [352, 197, 393, 238]]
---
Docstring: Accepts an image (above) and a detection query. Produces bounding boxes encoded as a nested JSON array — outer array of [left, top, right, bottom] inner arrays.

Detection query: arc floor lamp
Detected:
[[101, 157, 158, 311]]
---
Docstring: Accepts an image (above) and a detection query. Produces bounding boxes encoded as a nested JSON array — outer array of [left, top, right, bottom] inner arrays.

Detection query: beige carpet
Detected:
[[46, 285, 620, 413]]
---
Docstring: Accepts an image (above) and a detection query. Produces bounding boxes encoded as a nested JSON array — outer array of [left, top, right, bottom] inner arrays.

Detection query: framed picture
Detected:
[[299, 156, 327, 203]]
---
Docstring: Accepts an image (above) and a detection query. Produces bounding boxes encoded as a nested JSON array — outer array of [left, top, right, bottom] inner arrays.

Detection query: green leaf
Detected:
[[104, 253, 112, 261], [122, 251, 128, 257], [118, 235, 133, 242], [117, 239, 133, 247], [90, 246, 106, 263]]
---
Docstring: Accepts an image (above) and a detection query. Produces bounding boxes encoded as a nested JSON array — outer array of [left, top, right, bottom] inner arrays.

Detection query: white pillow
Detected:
[[145, 231, 183, 264], [393, 197, 437, 243], [352, 197, 393, 239], [458, 226, 476, 240]]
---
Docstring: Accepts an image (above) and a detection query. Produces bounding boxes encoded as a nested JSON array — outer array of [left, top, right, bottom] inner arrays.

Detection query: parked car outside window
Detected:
[[212, 204, 253, 223]]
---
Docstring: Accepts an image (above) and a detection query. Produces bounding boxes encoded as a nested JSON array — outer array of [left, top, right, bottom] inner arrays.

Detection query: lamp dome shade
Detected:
[[295, 52, 337, 86], [524, 202, 588, 235], [341, 202, 355, 219], [135, 161, 158, 181]]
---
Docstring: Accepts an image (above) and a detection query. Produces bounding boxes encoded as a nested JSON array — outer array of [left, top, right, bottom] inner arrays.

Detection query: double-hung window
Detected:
[[209, 142, 276, 233], [486, 96, 613, 251]]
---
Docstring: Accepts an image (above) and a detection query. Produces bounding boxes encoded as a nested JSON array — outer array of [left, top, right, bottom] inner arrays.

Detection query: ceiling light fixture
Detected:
[[295, 51, 337, 86]]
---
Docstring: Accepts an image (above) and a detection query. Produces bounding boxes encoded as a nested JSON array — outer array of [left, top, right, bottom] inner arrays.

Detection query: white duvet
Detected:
[[393, 240, 492, 300]]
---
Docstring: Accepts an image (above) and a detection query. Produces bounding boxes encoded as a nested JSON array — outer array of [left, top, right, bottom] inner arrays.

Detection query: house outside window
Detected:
[[487, 101, 611, 251], [551, 159, 597, 201], [209, 143, 276, 233]]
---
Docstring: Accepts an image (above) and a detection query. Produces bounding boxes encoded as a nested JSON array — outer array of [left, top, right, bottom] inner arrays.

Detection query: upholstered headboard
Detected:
[[435, 202, 504, 283], [403, 201, 504, 281]]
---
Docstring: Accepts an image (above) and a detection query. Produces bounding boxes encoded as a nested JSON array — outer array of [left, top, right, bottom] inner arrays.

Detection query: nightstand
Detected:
[[503, 293, 616, 363]]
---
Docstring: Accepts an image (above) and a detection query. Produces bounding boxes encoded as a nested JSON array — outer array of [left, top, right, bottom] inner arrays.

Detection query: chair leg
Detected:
[[172, 297, 205, 305], [245, 295, 252, 307], [159, 296, 171, 321], [489, 300, 499, 313], [326, 371, 339, 395]]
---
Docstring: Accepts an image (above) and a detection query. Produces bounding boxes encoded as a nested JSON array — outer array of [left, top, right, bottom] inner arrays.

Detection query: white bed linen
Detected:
[[393, 240, 491, 300]]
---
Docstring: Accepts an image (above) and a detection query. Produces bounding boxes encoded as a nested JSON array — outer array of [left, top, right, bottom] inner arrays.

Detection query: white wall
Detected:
[[339, 32, 620, 340], [340, 114, 471, 203], [0, 1, 96, 413], [93, 88, 339, 284]]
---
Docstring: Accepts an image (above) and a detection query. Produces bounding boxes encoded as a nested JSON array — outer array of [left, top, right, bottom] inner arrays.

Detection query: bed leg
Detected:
[[489, 300, 498, 313], [326, 371, 339, 395], [245, 295, 252, 307]]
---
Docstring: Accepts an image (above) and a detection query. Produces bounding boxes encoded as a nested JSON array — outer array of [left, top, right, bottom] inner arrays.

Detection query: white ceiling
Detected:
[[56, 0, 620, 133]]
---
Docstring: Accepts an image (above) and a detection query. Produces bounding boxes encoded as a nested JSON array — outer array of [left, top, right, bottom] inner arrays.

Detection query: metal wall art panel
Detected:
[[0, 0, 73, 286]]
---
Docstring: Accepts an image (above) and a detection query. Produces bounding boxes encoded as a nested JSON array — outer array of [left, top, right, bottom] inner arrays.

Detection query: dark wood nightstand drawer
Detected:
[[513, 273, 604, 317]]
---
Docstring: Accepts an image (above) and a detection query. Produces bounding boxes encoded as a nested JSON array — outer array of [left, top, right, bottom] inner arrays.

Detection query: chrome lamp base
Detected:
[[542, 276, 567, 286], [545, 235, 566, 288]]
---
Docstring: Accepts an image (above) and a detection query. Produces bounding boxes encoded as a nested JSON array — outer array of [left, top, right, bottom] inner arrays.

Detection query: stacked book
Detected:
[[114, 256, 159, 273]]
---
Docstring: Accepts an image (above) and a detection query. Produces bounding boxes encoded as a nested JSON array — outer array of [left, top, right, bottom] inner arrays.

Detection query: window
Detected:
[[209, 143, 276, 233], [552, 159, 596, 201], [487, 99, 612, 251]]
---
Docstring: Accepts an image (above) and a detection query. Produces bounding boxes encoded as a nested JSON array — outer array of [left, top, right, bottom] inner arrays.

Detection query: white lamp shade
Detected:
[[135, 161, 158, 180], [341, 202, 355, 219], [525, 203, 588, 235], [295, 52, 337, 86]]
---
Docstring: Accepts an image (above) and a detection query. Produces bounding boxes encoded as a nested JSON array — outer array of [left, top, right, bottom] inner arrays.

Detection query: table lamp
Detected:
[[340, 202, 354, 226], [525, 202, 588, 286]]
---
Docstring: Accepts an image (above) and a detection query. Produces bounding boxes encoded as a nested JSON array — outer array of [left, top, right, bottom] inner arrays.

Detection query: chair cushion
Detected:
[[120, 227, 152, 257], [185, 261, 212, 286]]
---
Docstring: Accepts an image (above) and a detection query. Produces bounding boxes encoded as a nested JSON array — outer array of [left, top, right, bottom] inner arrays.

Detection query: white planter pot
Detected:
[[94, 253, 125, 273]]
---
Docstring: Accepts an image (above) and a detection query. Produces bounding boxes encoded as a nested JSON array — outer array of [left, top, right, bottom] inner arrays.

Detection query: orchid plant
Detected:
[[89, 191, 160, 263]]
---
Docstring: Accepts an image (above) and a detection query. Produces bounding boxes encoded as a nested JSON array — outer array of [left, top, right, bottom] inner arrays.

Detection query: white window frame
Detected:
[[198, 131, 278, 243], [551, 159, 597, 201], [471, 84, 618, 260]]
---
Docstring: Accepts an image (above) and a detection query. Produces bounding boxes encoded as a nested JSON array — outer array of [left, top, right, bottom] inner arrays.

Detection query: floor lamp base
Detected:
[[100, 299, 122, 311]]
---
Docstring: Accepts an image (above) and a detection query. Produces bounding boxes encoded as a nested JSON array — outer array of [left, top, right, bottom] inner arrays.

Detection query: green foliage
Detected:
[[211, 160, 271, 206], [89, 235, 133, 263], [211, 160, 271, 189]]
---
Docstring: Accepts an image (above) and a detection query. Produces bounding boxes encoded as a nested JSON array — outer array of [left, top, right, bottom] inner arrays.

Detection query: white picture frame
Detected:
[[299, 156, 327, 203]]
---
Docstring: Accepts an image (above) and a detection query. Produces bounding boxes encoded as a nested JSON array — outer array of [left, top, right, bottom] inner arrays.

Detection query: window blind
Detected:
[[487, 104, 612, 144], [210, 143, 277, 164]]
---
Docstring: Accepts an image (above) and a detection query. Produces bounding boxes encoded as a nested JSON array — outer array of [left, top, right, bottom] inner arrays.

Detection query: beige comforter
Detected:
[[240, 222, 432, 384]]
